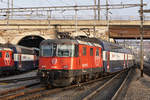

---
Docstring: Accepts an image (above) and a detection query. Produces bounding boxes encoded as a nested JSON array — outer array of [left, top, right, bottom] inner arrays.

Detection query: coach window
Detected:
[[90, 48, 93, 56], [83, 47, 86, 56], [96, 48, 99, 56]]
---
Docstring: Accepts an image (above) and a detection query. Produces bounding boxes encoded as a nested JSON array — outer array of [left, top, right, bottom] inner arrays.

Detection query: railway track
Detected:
[[0, 82, 41, 100], [0, 76, 38, 84], [83, 68, 132, 100], [111, 68, 133, 100], [0, 71, 119, 100], [0, 70, 37, 78]]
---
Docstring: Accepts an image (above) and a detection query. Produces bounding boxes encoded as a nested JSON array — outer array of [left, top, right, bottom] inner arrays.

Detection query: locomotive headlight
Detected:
[[42, 65, 46, 68], [42, 73, 45, 77], [63, 66, 68, 69]]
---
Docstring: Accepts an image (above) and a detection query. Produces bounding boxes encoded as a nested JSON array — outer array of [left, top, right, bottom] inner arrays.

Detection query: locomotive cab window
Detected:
[[57, 44, 75, 57], [90, 48, 93, 56], [0, 52, 1, 58], [6, 52, 10, 58], [96, 48, 99, 56], [83, 47, 86, 56], [74, 45, 79, 57], [40, 44, 54, 57]]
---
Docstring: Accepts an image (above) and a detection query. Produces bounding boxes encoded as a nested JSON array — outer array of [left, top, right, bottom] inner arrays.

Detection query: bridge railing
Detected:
[[0, 14, 150, 20]]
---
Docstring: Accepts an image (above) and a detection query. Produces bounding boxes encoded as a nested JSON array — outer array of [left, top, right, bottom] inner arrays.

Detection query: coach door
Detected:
[[79, 45, 88, 72], [90, 48, 94, 68], [18, 54, 22, 68], [127, 54, 128, 68], [124, 53, 128, 69], [107, 51, 110, 72]]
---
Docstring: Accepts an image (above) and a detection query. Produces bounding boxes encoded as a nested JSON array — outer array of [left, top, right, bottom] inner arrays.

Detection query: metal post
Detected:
[[47, 10, 51, 29], [75, 7, 78, 36], [7, 0, 10, 43], [8, 0, 9, 9], [7, 0, 10, 24], [124, 39, 126, 47], [140, 0, 144, 77], [106, 0, 110, 42], [98, 0, 100, 20], [106, 0, 109, 21], [94, 0, 97, 20], [93, 25, 96, 37], [11, 0, 13, 17]]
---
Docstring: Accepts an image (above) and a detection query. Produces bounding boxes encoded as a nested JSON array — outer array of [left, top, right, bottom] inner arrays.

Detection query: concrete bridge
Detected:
[[0, 19, 150, 47]]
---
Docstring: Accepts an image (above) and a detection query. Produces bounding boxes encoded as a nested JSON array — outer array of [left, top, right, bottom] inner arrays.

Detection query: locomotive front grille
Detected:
[[38, 69, 70, 80]]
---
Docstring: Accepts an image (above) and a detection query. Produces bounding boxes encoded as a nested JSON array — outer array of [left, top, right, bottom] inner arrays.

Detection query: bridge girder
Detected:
[[109, 25, 150, 39]]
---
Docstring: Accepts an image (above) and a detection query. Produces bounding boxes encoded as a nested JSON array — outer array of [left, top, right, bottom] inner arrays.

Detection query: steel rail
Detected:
[[0, 82, 40, 96], [0, 76, 38, 83], [111, 68, 132, 100], [0, 71, 123, 100], [83, 69, 128, 100], [0, 87, 46, 100], [16, 72, 119, 100]]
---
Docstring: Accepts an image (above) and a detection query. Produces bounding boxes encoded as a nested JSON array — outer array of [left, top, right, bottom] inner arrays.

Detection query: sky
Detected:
[[0, 0, 150, 20]]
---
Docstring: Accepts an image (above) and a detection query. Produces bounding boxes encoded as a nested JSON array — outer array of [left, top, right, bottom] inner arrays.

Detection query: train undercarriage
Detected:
[[38, 68, 104, 87]]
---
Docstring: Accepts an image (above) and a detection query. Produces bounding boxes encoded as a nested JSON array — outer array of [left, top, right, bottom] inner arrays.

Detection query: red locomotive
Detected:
[[0, 48, 14, 74], [0, 44, 39, 74], [38, 38, 134, 87]]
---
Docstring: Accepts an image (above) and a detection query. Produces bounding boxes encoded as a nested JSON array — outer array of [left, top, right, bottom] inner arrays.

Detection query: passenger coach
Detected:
[[7, 44, 38, 71], [102, 41, 134, 73]]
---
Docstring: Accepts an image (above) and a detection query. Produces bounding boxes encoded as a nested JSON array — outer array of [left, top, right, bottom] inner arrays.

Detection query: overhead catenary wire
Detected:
[[0, 4, 145, 12], [46, 0, 55, 6], [0, 2, 146, 20], [60, 0, 71, 6], [0, 0, 20, 8]]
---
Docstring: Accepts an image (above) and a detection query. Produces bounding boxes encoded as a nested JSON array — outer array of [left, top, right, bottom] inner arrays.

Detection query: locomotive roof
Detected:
[[1, 43, 35, 51], [40, 39, 102, 48], [0, 43, 37, 54], [41, 39, 78, 44], [41, 38, 132, 54], [0, 47, 12, 51]]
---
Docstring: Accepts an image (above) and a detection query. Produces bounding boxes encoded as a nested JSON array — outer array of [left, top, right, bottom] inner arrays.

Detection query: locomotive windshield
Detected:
[[56, 44, 74, 57], [40, 43, 77, 57], [40, 45, 54, 57]]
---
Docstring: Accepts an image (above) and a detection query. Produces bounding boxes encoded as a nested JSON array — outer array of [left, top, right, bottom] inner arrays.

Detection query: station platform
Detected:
[[124, 68, 150, 100]]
